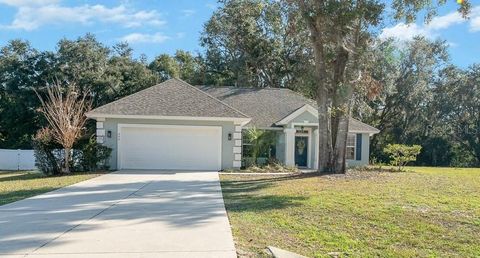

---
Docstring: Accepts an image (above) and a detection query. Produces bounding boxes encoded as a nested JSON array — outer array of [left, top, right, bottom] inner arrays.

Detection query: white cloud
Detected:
[[0, 1, 165, 30], [0, 0, 59, 6], [119, 32, 170, 44], [379, 23, 429, 41], [181, 9, 196, 17], [380, 6, 480, 41], [428, 12, 464, 30], [469, 7, 480, 32], [205, 3, 216, 10]]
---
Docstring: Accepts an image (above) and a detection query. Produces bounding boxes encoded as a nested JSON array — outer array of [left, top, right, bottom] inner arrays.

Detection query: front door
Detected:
[[295, 136, 308, 167]]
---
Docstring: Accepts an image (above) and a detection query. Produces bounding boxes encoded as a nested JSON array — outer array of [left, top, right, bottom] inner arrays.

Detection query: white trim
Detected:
[[87, 113, 251, 125], [346, 133, 356, 161], [294, 127, 312, 168], [234, 126, 242, 132], [276, 105, 379, 134], [96, 117, 106, 122], [96, 129, 105, 136], [276, 104, 317, 125], [291, 122, 318, 127], [313, 129, 319, 169], [242, 126, 284, 131], [233, 146, 242, 154], [117, 124, 222, 170], [233, 132, 241, 139], [283, 128, 296, 166], [235, 139, 242, 146], [233, 160, 242, 168], [96, 122, 104, 129]]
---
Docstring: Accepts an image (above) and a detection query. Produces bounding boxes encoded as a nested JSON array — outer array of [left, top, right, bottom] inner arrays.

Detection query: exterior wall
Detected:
[[275, 109, 372, 168], [287, 111, 317, 125], [98, 118, 237, 170], [346, 133, 370, 167]]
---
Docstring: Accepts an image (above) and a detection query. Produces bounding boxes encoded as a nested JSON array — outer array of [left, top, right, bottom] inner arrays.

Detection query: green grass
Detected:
[[220, 166, 480, 257], [0, 170, 106, 206]]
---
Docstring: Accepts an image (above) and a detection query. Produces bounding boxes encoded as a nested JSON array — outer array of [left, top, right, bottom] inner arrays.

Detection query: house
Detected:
[[86, 78, 379, 171]]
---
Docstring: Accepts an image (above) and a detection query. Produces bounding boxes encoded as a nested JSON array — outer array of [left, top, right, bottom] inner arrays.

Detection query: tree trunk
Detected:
[[333, 114, 350, 173], [64, 148, 71, 174], [317, 86, 332, 173]]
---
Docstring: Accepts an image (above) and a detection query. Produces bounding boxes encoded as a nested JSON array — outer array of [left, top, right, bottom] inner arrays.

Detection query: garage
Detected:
[[118, 124, 222, 170]]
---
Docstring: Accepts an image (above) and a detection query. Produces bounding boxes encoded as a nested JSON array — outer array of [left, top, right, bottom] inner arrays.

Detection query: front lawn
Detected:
[[0, 170, 105, 206], [220, 167, 480, 257]]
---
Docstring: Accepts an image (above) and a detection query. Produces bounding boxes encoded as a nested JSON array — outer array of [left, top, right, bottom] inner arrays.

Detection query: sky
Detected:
[[0, 0, 479, 67]]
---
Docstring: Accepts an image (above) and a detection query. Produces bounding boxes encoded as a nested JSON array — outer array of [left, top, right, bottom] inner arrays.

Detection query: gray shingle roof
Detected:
[[197, 86, 314, 127], [350, 118, 380, 134], [89, 79, 378, 133], [88, 79, 249, 119], [198, 86, 379, 133]]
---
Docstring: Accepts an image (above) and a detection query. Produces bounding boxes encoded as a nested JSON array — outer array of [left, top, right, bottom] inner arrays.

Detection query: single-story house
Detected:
[[86, 78, 379, 171]]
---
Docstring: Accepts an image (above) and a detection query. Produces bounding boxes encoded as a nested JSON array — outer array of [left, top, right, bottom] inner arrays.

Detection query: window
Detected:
[[346, 134, 356, 160]]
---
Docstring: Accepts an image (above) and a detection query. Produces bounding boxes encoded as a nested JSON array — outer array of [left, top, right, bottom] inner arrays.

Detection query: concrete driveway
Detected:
[[0, 170, 236, 257]]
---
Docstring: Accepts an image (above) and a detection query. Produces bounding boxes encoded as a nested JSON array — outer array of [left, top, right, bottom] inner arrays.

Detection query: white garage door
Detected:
[[118, 125, 222, 170]]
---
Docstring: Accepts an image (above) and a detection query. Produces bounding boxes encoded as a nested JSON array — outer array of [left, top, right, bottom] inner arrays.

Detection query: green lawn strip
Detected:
[[220, 168, 480, 257], [0, 171, 106, 206]]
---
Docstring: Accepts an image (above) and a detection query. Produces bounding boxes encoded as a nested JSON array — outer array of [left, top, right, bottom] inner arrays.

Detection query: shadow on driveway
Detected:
[[0, 170, 237, 257]]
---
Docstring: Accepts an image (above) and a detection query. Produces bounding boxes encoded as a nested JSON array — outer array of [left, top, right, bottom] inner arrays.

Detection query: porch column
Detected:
[[313, 129, 319, 170], [232, 124, 243, 169], [284, 128, 296, 167], [96, 117, 106, 144]]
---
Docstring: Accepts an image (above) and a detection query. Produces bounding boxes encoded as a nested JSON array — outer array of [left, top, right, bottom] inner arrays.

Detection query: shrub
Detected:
[[34, 131, 111, 174], [243, 128, 276, 165], [33, 128, 62, 175], [78, 136, 112, 171], [384, 144, 422, 171]]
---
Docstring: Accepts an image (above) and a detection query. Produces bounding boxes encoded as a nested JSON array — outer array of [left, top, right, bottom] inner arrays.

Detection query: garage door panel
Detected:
[[119, 125, 222, 170]]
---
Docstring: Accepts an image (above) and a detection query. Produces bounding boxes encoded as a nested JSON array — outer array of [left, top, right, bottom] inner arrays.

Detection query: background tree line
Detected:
[[0, 0, 478, 167]]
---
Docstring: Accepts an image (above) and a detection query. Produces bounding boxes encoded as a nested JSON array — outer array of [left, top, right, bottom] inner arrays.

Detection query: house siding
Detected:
[[100, 118, 236, 170], [346, 133, 370, 167], [287, 111, 317, 125], [274, 130, 371, 168]]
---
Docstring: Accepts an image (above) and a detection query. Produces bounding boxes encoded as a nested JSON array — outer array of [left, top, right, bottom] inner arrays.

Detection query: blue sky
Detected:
[[0, 0, 478, 67]]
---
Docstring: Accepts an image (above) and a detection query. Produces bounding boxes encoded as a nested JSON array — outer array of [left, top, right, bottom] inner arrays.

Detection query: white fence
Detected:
[[0, 149, 36, 170]]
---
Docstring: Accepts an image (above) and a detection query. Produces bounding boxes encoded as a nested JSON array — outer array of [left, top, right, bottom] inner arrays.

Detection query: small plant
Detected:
[[78, 136, 112, 171], [384, 144, 422, 171], [243, 127, 276, 165], [33, 128, 62, 175]]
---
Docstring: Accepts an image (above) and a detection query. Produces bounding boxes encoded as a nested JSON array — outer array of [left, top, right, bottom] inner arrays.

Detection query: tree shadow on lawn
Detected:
[[0, 172, 42, 182], [221, 174, 315, 212], [0, 171, 103, 183], [0, 187, 59, 206]]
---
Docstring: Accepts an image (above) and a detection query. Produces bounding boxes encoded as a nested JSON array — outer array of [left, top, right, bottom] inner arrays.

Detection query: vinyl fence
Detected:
[[0, 149, 36, 170]]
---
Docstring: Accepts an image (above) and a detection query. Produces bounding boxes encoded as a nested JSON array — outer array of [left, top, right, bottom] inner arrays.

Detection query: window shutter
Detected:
[[356, 134, 362, 161]]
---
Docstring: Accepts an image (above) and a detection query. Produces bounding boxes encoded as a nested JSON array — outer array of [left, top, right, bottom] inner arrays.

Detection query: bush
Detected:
[[33, 128, 62, 175], [78, 136, 112, 171], [34, 130, 111, 174], [384, 144, 422, 171]]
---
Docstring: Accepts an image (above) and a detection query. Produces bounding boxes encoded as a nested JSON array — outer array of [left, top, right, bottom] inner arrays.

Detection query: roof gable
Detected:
[[88, 79, 249, 119], [198, 86, 315, 128], [276, 105, 318, 125]]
